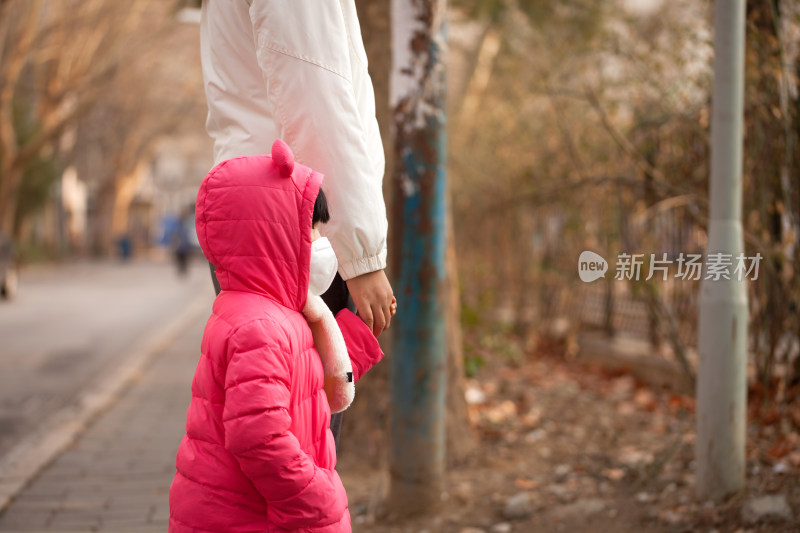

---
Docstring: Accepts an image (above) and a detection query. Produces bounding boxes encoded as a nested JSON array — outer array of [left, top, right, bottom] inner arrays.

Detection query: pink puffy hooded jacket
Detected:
[[168, 140, 383, 533]]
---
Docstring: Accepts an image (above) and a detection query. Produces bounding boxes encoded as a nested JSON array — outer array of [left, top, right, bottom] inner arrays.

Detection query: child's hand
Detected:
[[390, 296, 397, 316]]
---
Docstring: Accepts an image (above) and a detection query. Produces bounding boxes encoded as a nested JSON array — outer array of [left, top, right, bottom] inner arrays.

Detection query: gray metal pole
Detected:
[[388, 0, 447, 515], [696, 0, 748, 500]]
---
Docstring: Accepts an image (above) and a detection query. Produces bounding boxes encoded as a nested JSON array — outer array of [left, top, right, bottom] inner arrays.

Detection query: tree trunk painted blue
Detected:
[[388, 0, 447, 513]]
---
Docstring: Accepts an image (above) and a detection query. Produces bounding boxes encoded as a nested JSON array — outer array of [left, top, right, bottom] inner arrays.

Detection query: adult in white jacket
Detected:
[[200, 0, 394, 337]]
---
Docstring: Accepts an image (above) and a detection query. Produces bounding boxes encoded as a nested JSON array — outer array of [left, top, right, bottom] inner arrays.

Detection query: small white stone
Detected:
[[504, 492, 534, 520], [525, 429, 546, 443], [465, 386, 487, 405], [662, 482, 678, 494], [490, 523, 513, 533], [554, 464, 571, 477], [547, 484, 571, 501], [741, 494, 793, 523], [550, 498, 606, 520], [659, 509, 684, 525], [773, 462, 789, 474]]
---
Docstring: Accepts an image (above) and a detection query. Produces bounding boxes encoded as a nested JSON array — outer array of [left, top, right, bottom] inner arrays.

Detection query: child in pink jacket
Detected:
[[168, 140, 385, 533]]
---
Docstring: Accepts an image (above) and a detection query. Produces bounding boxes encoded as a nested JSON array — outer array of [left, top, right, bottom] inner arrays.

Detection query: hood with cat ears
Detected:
[[195, 139, 324, 311]]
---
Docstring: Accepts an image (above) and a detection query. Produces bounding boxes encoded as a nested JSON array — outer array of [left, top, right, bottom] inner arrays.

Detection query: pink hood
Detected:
[[195, 139, 321, 310]]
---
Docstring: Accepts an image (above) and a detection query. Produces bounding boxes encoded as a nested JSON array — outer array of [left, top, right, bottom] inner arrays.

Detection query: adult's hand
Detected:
[[345, 269, 393, 337]]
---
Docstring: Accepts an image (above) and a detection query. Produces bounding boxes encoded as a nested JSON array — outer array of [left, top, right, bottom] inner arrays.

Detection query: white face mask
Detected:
[[309, 237, 338, 296]]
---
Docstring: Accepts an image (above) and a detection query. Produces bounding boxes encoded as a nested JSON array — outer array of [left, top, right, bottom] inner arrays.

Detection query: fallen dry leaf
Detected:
[[520, 407, 542, 427], [515, 477, 539, 490], [766, 436, 794, 461], [668, 394, 695, 413], [616, 401, 637, 416], [633, 388, 658, 411], [602, 468, 625, 481]]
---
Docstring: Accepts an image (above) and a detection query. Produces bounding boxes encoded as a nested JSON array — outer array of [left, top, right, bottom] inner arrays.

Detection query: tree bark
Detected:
[[351, 0, 474, 469]]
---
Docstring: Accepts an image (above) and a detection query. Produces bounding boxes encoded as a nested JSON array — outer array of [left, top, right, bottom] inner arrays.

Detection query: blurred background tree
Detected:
[[447, 0, 799, 427], [0, 0, 206, 257]]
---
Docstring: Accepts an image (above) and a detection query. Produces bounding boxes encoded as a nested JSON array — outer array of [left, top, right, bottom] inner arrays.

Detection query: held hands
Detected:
[[345, 269, 395, 337]]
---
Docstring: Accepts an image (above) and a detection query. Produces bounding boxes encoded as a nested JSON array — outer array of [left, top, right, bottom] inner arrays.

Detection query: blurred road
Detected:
[[0, 258, 212, 459]]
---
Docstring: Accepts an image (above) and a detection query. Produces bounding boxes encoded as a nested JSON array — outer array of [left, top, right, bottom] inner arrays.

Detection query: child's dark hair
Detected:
[[312, 188, 330, 226]]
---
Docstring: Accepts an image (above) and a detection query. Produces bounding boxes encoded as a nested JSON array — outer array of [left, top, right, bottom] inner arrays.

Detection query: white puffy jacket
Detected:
[[200, 0, 387, 280]]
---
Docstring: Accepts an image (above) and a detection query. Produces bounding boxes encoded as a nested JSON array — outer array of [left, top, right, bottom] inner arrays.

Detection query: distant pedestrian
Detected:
[[171, 208, 193, 276], [168, 141, 387, 532], [116, 234, 132, 261]]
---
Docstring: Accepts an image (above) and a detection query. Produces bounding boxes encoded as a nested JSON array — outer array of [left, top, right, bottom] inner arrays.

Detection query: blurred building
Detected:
[[60, 167, 88, 252]]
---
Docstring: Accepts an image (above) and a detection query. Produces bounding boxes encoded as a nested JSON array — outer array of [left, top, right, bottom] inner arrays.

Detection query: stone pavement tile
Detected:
[[97, 506, 154, 524], [150, 504, 170, 522], [58, 492, 110, 511], [0, 317, 203, 531], [1, 489, 61, 506], [6, 494, 61, 509], [88, 479, 169, 494], [46, 509, 101, 531], [2, 483, 65, 500], [0, 506, 52, 530], [48, 449, 96, 466], [36, 464, 84, 480], [99, 525, 165, 533], [46, 482, 107, 495], [137, 463, 178, 477], [103, 500, 167, 518]]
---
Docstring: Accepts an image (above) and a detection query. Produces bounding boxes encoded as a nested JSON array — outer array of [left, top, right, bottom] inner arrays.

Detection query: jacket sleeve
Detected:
[[222, 321, 347, 529], [335, 309, 385, 382], [248, 1, 388, 280]]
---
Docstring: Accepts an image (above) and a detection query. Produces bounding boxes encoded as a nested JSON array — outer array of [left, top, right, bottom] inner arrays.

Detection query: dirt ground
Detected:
[[338, 337, 800, 533]]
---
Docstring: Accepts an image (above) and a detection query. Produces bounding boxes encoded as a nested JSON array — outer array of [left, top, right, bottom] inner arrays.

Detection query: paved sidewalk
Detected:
[[0, 316, 206, 532]]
